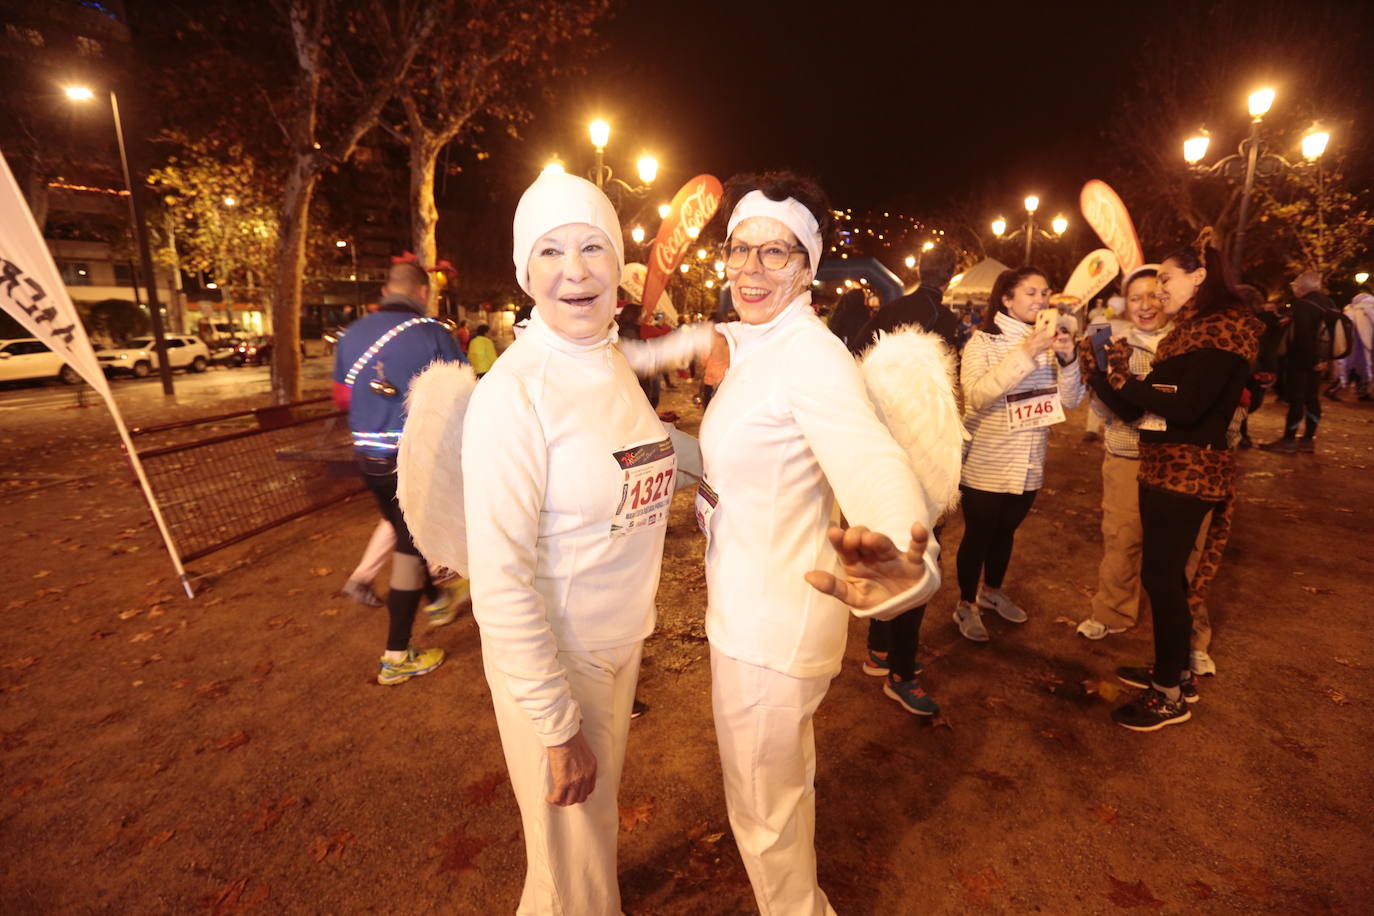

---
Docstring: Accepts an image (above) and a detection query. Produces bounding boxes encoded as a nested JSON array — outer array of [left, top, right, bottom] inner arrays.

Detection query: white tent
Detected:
[[945, 257, 1011, 306]]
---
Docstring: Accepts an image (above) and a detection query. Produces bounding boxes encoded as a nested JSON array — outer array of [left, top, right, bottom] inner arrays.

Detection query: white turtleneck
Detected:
[[699, 295, 940, 678], [463, 309, 672, 746]]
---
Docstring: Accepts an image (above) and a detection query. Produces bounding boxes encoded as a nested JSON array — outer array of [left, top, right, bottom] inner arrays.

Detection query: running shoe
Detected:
[[377, 647, 445, 686], [425, 579, 471, 627], [1077, 618, 1127, 640], [341, 579, 383, 608], [1116, 665, 1199, 703], [631, 699, 649, 719], [953, 600, 989, 642], [1259, 438, 1300, 454], [1190, 650, 1217, 677], [977, 585, 1027, 623], [862, 650, 890, 676], [883, 674, 940, 716], [1111, 688, 1192, 731]]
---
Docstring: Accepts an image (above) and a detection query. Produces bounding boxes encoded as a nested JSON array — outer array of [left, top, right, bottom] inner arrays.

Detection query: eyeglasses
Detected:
[[721, 239, 806, 271]]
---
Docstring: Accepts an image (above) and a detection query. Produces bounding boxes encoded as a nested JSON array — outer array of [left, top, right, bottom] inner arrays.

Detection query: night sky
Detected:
[[523, 0, 1130, 213]]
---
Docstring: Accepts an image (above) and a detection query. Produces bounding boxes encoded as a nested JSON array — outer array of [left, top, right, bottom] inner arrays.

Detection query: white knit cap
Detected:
[[512, 171, 623, 295], [726, 190, 823, 274]]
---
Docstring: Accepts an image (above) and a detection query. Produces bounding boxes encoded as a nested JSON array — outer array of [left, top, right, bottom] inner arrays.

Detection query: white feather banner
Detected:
[[397, 360, 478, 576], [859, 328, 966, 519]]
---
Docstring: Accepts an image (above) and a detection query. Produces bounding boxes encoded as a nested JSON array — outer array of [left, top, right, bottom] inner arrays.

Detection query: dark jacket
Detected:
[[1288, 291, 1337, 369], [853, 285, 960, 354], [332, 295, 465, 456], [1090, 344, 1249, 451]]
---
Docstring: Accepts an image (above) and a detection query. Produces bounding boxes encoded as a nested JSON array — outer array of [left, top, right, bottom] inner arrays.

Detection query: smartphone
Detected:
[[1035, 307, 1060, 334], [1090, 325, 1112, 371]]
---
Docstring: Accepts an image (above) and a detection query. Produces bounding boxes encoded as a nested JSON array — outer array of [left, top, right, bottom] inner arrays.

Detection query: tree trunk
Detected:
[[409, 133, 443, 270], [269, 157, 317, 404]]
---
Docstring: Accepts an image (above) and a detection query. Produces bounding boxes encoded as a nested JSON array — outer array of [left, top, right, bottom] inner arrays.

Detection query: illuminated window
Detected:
[[76, 35, 103, 57], [6, 24, 45, 46], [58, 261, 92, 286]]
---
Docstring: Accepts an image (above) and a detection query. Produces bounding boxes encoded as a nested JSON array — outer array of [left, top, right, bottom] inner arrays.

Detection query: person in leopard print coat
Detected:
[[1085, 239, 1261, 732]]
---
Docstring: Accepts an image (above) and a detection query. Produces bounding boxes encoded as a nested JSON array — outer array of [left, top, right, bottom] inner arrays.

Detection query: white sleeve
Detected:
[[1057, 351, 1087, 409], [462, 373, 580, 747], [784, 336, 941, 610], [618, 323, 718, 377], [960, 331, 1039, 414]]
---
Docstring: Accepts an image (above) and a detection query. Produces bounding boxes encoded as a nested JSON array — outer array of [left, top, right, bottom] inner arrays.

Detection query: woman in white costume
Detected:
[[458, 171, 702, 915], [698, 171, 945, 915]]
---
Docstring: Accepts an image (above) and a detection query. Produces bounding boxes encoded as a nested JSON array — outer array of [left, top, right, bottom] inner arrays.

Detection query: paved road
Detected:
[[0, 359, 333, 414]]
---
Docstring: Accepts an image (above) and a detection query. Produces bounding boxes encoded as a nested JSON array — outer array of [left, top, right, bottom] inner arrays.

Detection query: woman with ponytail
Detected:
[[1086, 235, 1261, 731]]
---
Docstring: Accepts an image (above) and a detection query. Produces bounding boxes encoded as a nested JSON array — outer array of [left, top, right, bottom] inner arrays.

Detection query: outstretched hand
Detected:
[[803, 522, 931, 610]]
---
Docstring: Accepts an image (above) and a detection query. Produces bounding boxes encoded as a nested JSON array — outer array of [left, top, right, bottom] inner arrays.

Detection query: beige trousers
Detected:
[[485, 641, 642, 916], [710, 647, 838, 916], [1091, 452, 1213, 649]]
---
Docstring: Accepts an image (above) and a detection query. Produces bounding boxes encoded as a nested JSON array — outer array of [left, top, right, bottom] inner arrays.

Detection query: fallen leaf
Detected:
[[265, 616, 292, 630], [1091, 803, 1119, 824], [33, 570, 51, 579], [287, 588, 305, 597], [308, 830, 353, 862], [144, 829, 175, 850], [1053, 615, 1078, 628], [196, 680, 232, 700], [252, 661, 274, 683], [211, 731, 250, 752], [433, 824, 491, 874], [319, 607, 339, 617], [462, 771, 508, 806], [1319, 686, 1351, 706], [251, 796, 299, 833], [309, 567, 332, 577], [118, 609, 142, 620], [956, 864, 1004, 905], [929, 714, 954, 731], [1106, 874, 1165, 908], [1301, 585, 1335, 595], [619, 796, 654, 832], [173, 678, 193, 689], [130, 631, 154, 643], [981, 695, 1009, 710], [1082, 679, 1123, 702], [147, 606, 166, 620], [1334, 657, 1369, 670], [2, 657, 39, 670], [200, 877, 268, 914], [1039, 728, 1072, 744], [1186, 880, 1215, 900]]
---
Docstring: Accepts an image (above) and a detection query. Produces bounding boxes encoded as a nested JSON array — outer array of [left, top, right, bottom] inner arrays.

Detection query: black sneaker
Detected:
[[1116, 665, 1198, 703], [1259, 438, 1300, 454], [630, 699, 649, 720], [1111, 688, 1192, 731]]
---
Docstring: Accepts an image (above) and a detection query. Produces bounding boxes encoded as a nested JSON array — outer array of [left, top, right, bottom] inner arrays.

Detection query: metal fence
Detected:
[[131, 397, 365, 562]]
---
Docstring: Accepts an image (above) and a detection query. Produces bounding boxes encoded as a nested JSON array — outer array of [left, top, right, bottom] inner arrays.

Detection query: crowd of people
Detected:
[[327, 166, 1368, 914]]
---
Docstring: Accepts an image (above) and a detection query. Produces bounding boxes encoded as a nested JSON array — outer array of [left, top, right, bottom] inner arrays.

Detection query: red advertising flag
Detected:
[[1079, 180, 1144, 274], [642, 174, 723, 316]]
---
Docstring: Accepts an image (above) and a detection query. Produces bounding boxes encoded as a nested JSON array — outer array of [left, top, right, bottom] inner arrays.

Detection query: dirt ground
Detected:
[[2, 375, 1372, 915]]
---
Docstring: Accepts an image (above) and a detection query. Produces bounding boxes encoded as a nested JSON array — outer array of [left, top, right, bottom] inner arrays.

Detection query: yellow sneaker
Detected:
[[377, 647, 445, 685], [425, 579, 471, 628]]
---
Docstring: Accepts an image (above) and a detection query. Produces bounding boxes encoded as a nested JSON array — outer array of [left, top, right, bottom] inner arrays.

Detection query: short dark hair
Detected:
[[388, 262, 430, 292], [708, 170, 834, 264], [984, 266, 1049, 331], [918, 244, 958, 289], [475, 323, 489, 336]]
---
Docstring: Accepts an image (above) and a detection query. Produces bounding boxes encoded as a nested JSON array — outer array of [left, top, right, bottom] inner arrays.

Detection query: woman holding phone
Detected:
[[953, 266, 1084, 642]]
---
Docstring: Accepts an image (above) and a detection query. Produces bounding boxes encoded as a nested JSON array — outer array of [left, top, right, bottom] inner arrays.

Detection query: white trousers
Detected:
[[485, 641, 642, 916], [710, 647, 838, 916]]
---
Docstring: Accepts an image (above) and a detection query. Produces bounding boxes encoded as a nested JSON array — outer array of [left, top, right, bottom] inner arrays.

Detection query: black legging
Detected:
[[1282, 368, 1321, 439], [956, 486, 1038, 602], [359, 454, 436, 652], [1138, 484, 1216, 689], [867, 525, 943, 680]]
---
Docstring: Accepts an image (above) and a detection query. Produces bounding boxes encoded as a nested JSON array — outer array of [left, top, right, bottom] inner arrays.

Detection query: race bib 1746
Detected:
[[1005, 386, 1066, 431]]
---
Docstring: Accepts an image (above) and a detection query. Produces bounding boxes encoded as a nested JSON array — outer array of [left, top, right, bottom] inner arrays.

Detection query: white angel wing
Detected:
[[859, 328, 966, 519], [397, 360, 478, 576]]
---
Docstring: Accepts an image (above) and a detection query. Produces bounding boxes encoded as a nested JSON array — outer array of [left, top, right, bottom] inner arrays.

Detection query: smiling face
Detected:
[[526, 223, 619, 344], [1157, 258, 1205, 315], [725, 216, 812, 325], [1123, 274, 1163, 331], [1002, 273, 1051, 323]]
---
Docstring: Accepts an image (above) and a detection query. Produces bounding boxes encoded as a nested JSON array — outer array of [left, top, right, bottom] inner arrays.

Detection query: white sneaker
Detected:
[[1190, 650, 1217, 677], [1076, 618, 1126, 640], [977, 585, 1027, 623], [953, 600, 989, 642]]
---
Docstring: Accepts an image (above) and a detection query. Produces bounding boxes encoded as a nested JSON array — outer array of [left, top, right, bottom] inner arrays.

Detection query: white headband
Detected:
[[726, 190, 823, 275], [512, 171, 624, 295]]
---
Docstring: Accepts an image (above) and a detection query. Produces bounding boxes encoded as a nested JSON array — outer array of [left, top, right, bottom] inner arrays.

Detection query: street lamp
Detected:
[[1185, 87, 1332, 274], [1051, 215, 1069, 236], [1356, 272, 1369, 285], [921, 240, 935, 252], [336, 240, 360, 317], [630, 226, 646, 244], [658, 203, 672, 219], [66, 84, 174, 394], [904, 255, 917, 269], [991, 217, 1007, 238], [988, 199, 1065, 265], [636, 155, 658, 185]]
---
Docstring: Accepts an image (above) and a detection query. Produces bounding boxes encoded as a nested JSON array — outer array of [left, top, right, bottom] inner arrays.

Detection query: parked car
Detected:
[[96, 335, 211, 377], [208, 337, 249, 367], [0, 338, 81, 385]]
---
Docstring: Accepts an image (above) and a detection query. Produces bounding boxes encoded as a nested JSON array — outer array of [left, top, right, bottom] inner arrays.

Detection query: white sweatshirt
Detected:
[[699, 296, 940, 679], [463, 311, 671, 747]]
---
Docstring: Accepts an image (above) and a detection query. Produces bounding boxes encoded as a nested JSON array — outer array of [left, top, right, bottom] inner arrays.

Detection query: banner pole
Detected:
[[105, 400, 195, 599]]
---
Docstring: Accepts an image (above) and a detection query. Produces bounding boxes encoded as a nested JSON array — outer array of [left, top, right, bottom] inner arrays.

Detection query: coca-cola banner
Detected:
[[642, 174, 722, 318], [1080, 180, 1143, 274]]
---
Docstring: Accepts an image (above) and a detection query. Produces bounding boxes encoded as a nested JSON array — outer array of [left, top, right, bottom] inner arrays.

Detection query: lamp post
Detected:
[[336, 239, 360, 318], [1184, 87, 1331, 275], [66, 85, 174, 394], [568, 119, 657, 206], [990, 196, 1068, 266]]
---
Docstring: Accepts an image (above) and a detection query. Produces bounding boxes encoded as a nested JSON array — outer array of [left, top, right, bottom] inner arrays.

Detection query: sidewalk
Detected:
[[1, 385, 1371, 913]]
